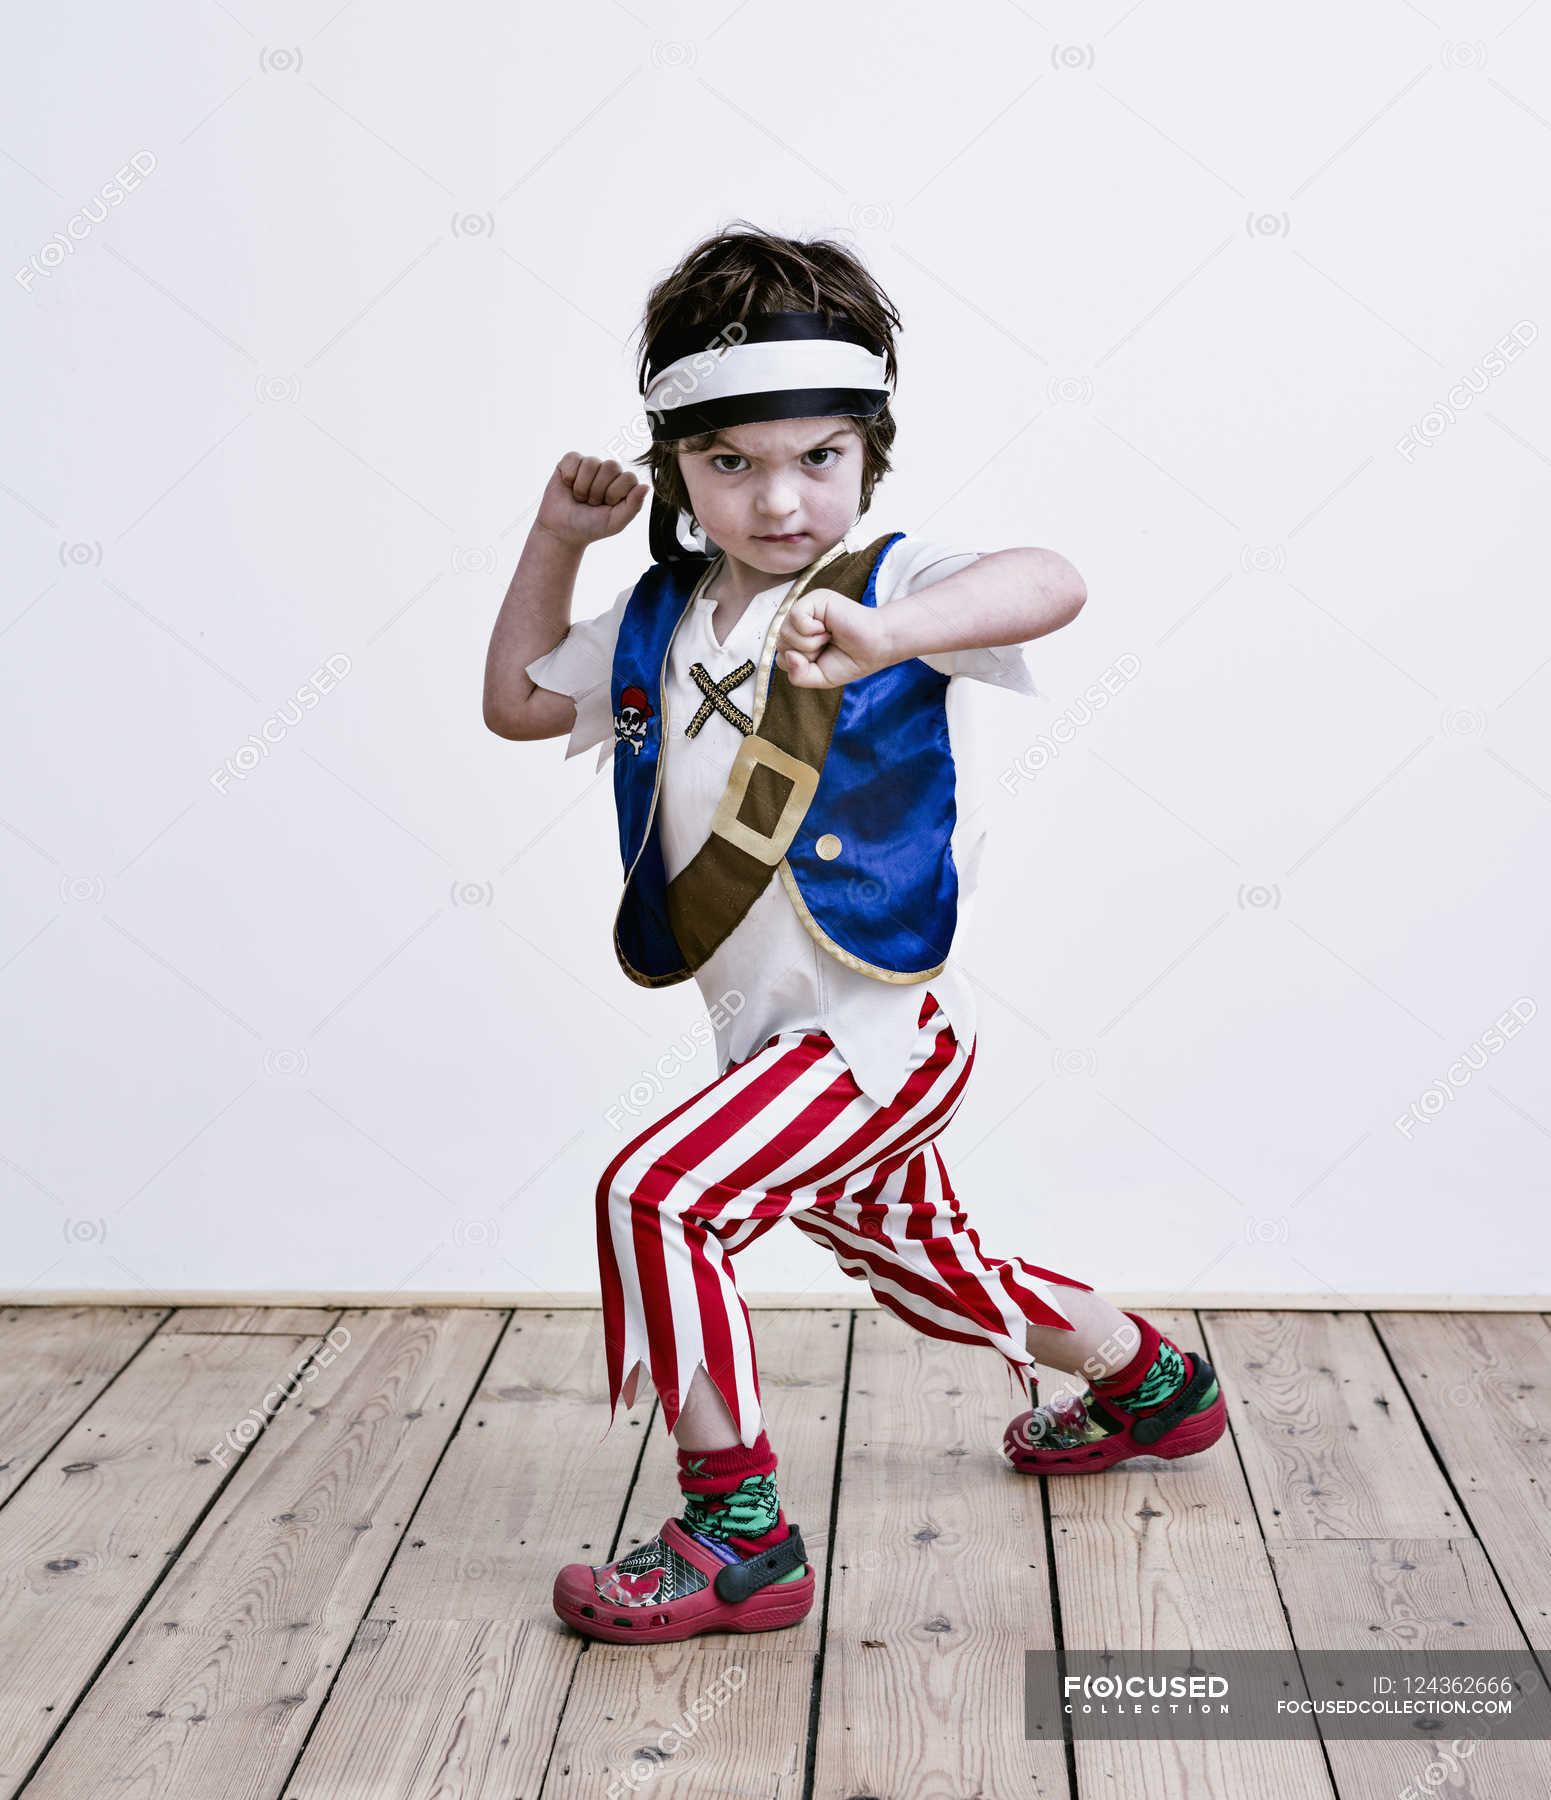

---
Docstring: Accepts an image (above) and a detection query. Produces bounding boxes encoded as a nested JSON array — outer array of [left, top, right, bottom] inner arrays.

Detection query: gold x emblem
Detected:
[[684, 659, 757, 738]]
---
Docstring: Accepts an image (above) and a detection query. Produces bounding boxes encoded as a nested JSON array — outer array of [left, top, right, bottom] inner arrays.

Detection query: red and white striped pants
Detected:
[[595, 988, 1094, 1449]]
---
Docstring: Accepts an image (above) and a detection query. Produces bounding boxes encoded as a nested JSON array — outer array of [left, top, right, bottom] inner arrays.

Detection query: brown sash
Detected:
[[664, 531, 898, 971]]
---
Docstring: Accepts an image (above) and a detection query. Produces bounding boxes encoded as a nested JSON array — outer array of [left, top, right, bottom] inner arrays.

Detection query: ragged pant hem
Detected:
[[602, 1353, 765, 1450]]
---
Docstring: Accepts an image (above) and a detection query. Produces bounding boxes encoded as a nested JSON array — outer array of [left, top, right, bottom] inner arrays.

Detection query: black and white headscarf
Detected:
[[641, 309, 892, 565]]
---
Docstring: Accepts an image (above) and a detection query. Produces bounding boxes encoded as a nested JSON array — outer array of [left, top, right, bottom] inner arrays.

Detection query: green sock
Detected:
[[1101, 1338, 1218, 1414], [1032, 1338, 1218, 1448], [679, 1463, 807, 1586]]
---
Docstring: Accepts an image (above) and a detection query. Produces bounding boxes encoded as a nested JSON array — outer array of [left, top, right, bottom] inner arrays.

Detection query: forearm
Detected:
[[483, 524, 586, 733], [879, 547, 1087, 664]]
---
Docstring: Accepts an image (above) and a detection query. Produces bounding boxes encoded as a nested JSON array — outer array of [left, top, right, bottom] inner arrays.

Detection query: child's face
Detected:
[[676, 417, 864, 572]]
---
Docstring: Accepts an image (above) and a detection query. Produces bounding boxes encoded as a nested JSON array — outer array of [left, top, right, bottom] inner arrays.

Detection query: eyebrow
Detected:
[[703, 427, 852, 459]]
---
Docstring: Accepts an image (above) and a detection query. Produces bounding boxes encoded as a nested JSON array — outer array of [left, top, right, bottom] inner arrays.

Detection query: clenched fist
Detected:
[[775, 586, 893, 688], [536, 452, 649, 548]]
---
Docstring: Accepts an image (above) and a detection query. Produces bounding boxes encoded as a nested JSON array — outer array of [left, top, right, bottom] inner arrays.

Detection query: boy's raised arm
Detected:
[[483, 454, 648, 740]]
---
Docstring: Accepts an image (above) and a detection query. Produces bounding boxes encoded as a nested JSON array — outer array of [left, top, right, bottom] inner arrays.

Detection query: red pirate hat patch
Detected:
[[614, 684, 654, 755]]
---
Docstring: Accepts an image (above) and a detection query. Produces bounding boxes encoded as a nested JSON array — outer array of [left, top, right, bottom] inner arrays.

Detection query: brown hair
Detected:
[[632, 221, 902, 535]]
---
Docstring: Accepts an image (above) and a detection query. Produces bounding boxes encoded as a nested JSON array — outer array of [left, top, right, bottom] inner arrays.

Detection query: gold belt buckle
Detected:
[[710, 734, 819, 866]]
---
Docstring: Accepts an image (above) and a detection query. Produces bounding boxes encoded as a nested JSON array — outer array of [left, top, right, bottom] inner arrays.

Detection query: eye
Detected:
[[709, 453, 747, 473], [804, 446, 841, 467]]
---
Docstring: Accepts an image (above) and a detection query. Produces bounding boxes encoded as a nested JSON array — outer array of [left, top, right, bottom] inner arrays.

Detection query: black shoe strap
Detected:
[[1130, 1353, 1216, 1446], [713, 1523, 808, 1603]]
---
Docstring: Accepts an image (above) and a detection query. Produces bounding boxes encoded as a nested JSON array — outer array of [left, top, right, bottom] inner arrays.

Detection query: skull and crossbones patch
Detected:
[[613, 684, 654, 755]]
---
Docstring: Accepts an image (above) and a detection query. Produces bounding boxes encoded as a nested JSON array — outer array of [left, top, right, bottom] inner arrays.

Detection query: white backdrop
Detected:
[[4, 3, 1548, 1306]]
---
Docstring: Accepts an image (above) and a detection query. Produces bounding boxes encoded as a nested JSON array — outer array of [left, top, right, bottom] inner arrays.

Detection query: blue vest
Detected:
[[609, 533, 959, 987]]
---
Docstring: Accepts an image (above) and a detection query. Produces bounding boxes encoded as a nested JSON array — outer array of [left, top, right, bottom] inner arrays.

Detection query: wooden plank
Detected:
[[0, 1305, 168, 1505], [1205, 1310, 1466, 1541], [1046, 1308, 1332, 1798], [19, 1307, 507, 1800], [810, 1308, 1069, 1798], [0, 1327, 318, 1791], [161, 1308, 342, 1337], [544, 1309, 848, 1797], [1269, 1539, 1551, 1792], [1210, 1311, 1551, 1792], [1375, 1311, 1551, 1646], [281, 1311, 651, 1798]]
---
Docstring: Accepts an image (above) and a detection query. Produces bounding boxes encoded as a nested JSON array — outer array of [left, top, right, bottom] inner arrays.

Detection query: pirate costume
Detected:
[[529, 309, 1225, 1645]]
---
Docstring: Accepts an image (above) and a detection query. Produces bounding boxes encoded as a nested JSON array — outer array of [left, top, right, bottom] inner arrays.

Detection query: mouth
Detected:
[[754, 532, 806, 543]]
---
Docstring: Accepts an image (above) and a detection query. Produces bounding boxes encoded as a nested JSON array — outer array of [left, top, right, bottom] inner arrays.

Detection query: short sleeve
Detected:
[[874, 540, 1040, 698], [524, 582, 632, 770]]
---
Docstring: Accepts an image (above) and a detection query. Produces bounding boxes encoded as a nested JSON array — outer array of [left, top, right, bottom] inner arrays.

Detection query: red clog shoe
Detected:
[[552, 1515, 815, 1644], [1003, 1348, 1227, 1475]]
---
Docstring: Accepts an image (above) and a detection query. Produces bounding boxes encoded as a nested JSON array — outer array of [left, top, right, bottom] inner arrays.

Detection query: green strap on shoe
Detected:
[[1129, 1354, 1219, 1445]]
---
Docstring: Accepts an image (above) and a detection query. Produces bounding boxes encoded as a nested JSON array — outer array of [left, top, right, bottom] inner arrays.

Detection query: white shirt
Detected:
[[524, 535, 1041, 1106]]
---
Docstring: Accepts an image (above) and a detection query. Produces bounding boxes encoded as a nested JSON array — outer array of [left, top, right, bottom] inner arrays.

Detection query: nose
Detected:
[[753, 476, 800, 522]]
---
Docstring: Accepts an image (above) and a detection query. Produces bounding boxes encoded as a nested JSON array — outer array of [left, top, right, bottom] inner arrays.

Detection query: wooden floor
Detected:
[[2, 1304, 1550, 1798]]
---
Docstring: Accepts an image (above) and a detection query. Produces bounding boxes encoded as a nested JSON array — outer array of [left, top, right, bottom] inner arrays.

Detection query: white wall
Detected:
[[4, 2, 1548, 1305]]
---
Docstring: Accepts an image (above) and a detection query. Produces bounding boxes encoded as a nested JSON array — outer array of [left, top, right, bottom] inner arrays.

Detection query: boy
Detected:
[[484, 227, 1226, 1645]]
